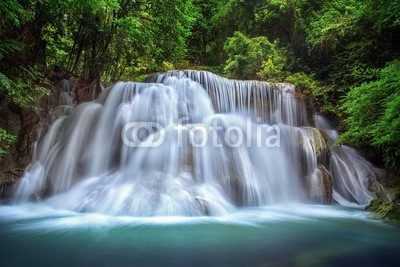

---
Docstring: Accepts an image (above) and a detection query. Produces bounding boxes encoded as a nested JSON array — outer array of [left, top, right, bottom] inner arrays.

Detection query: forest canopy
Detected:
[[0, 0, 399, 170]]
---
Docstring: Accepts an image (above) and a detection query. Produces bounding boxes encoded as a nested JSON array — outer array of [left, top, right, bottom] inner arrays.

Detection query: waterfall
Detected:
[[12, 71, 380, 216], [315, 115, 381, 205]]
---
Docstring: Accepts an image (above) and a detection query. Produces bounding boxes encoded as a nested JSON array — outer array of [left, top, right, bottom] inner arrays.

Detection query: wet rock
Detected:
[[16, 110, 40, 156], [366, 197, 400, 222], [0, 79, 71, 192], [368, 181, 391, 202], [305, 165, 333, 204], [366, 167, 400, 221], [0, 168, 24, 200], [375, 168, 399, 188], [74, 78, 101, 103], [304, 128, 331, 165]]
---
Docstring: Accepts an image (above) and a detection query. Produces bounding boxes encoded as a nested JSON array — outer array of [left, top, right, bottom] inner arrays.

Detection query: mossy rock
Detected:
[[366, 198, 400, 221]]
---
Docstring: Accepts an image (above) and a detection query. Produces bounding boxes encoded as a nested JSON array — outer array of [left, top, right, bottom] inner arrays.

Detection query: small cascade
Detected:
[[315, 115, 380, 204], [147, 70, 309, 126], [32, 80, 75, 161], [297, 127, 333, 203], [13, 80, 75, 201], [12, 71, 382, 216]]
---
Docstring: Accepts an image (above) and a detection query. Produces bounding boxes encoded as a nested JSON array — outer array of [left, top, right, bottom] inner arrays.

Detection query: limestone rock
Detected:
[[74, 78, 101, 103], [366, 197, 400, 222], [305, 165, 333, 204], [304, 127, 331, 165]]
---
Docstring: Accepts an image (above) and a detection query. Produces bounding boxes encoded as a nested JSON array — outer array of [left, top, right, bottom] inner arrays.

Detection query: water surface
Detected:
[[0, 204, 399, 267]]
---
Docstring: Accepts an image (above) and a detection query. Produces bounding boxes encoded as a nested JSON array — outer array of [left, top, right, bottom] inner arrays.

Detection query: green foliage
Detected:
[[224, 32, 285, 80], [306, 0, 360, 49], [0, 0, 24, 26], [284, 72, 337, 114], [362, 0, 400, 33], [1, 0, 199, 84], [0, 0, 398, 169], [0, 40, 23, 61], [216, 0, 399, 171], [187, 0, 220, 65], [0, 66, 50, 109], [149, 0, 196, 63], [0, 128, 16, 157], [223, 31, 338, 114], [340, 60, 400, 169], [366, 198, 400, 222], [306, 0, 400, 85]]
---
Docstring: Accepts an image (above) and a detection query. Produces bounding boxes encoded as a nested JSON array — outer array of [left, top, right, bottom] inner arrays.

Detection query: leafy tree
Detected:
[[224, 31, 286, 80], [0, 0, 398, 170], [187, 0, 220, 65], [340, 60, 400, 170]]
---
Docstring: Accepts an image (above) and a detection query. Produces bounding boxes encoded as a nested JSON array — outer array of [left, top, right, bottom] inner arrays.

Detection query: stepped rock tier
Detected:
[[13, 70, 382, 216]]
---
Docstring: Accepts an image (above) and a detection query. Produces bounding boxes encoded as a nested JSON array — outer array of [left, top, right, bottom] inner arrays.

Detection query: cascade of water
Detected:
[[147, 70, 309, 126], [12, 71, 380, 216], [315, 115, 379, 204], [31, 80, 75, 162], [296, 127, 332, 203]]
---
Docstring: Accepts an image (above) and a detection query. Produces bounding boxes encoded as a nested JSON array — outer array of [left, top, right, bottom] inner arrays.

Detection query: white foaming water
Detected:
[[12, 71, 381, 216], [0, 204, 372, 230], [315, 115, 383, 204]]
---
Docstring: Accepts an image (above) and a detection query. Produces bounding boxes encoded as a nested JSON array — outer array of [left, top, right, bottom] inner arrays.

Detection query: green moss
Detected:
[[366, 198, 400, 222]]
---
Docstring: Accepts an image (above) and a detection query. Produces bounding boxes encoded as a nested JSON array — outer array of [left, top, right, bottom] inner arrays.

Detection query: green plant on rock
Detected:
[[366, 198, 400, 221], [0, 128, 16, 157]]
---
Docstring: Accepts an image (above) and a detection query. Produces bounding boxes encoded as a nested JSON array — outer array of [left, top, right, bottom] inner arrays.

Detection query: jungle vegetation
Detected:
[[0, 0, 399, 170]]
